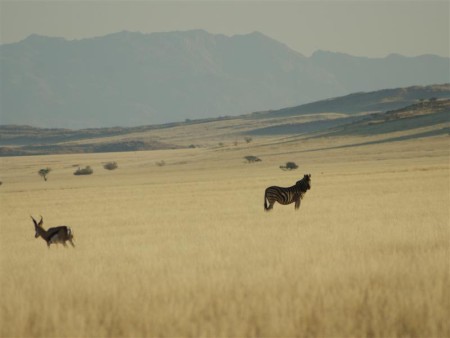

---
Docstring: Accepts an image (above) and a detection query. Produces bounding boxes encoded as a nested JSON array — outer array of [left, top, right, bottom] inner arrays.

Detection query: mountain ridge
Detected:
[[1, 30, 449, 128]]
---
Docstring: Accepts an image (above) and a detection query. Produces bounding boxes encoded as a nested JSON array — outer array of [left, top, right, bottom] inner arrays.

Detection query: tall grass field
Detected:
[[0, 135, 448, 337]]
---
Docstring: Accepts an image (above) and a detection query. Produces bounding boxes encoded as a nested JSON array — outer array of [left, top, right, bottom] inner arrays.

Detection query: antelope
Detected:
[[31, 216, 75, 248]]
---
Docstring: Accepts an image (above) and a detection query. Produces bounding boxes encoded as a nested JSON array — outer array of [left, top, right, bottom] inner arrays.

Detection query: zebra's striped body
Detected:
[[264, 174, 311, 211]]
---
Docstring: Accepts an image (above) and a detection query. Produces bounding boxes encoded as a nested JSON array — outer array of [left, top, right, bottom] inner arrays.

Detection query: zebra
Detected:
[[31, 216, 75, 248], [264, 174, 311, 211]]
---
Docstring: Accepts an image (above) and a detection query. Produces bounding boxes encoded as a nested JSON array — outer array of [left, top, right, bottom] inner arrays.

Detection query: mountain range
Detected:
[[1, 30, 449, 128]]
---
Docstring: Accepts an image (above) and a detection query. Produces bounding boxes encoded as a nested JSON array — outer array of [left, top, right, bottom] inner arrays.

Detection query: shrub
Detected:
[[244, 155, 261, 163], [244, 136, 253, 144], [74, 166, 93, 176], [280, 162, 299, 171], [156, 160, 166, 167], [103, 162, 118, 170], [38, 168, 51, 181]]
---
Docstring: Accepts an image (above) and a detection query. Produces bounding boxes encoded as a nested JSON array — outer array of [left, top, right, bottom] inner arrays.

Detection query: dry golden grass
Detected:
[[0, 134, 449, 337]]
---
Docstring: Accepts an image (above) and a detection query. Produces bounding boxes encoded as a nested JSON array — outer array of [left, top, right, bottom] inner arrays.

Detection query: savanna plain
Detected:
[[0, 132, 449, 337]]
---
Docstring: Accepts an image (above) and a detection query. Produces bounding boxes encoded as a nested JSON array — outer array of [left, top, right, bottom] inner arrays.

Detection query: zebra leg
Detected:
[[69, 239, 75, 247], [295, 197, 301, 210]]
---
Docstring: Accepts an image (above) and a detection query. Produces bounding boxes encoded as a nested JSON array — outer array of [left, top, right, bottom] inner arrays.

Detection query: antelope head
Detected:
[[31, 215, 44, 238]]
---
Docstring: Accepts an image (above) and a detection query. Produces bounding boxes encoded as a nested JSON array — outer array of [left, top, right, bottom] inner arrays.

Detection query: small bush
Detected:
[[103, 162, 118, 170], [156, 160, 166, 167], [244, 136, 253, 144], [280, 162, 299, 171], [244, 155, 261, 163], [74, 166, 93, 176], [38, 168, 51, 181]]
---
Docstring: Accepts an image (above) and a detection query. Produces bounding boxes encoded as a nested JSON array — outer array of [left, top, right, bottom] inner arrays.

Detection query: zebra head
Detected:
[[306, 174, 311, 188], [296, 174, 311, 191], [305, 174, 311, 190]]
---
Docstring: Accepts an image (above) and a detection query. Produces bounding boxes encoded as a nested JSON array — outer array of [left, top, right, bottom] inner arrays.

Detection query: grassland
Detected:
[[0, 131, 448, 337]]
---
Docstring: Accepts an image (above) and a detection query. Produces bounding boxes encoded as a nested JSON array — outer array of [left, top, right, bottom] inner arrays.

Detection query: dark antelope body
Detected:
[[31, 216, 75, 248], [264, 174, 311, 211]]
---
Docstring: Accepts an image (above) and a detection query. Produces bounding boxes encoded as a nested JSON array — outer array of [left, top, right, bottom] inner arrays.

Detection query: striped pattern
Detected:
[[264, 174, 311, 211]]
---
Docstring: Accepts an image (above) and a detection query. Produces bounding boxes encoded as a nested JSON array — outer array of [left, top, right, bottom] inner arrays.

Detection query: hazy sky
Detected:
[[0, 0, 449, 58]]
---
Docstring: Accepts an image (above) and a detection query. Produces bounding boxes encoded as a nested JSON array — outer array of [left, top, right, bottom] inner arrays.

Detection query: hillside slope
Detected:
[[253, 84, 450, 118], [328, 99, 450, 137], [1, 86, 449, 156]]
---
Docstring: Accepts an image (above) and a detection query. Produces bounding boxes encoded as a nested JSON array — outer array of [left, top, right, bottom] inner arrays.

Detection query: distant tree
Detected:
[[429, 97, 438, 102], [103, 162, 118, 170], [280, 162, 299, 171], [74, 166, 93, 176], [244, 136, 253, 144], [244, 155, 261, 163], [38, 168, 51, 181]]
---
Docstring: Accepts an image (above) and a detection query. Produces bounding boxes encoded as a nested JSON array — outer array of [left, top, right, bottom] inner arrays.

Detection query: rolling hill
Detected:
[[327, 98, 450, 137], [1, 84, 448, 156], [252, 84, 450, 118], [1, 30, 448, 128]]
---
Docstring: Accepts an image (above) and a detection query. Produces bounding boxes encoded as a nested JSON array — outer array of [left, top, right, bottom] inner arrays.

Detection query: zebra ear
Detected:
[[38, 216, 43, 227], [31, 216, 37, 226]]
